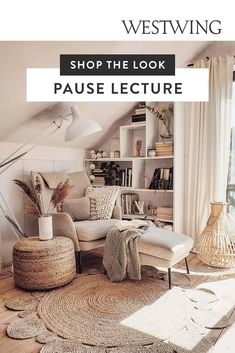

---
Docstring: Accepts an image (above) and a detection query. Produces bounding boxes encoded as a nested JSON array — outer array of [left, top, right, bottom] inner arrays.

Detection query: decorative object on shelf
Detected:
[[144, 201, 153, 215], [14, 178, 72, 240], [100, 161, 120, 186], [114, 151, 120, 158], [0, 105, 102, 240], [146, 102, 174, 141], [89, 163, 96, 171], [90, 149, 107, 159], [135, 138, 143, 157], [197, 202, 235, 268], [155, 142, 173, 156], [147, 148, 156, 157], [142, 174, 150, 189], [13, 236, 76, 289], [134, 200, 145, 215], [110, 138, 120, 158]]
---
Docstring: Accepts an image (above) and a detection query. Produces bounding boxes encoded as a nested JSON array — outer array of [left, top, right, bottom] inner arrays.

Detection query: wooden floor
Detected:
[[0, 250, 235, 353]]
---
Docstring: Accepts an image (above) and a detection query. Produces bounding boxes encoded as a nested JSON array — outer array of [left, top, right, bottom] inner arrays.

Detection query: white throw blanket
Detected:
[[103, 221, 152, 282]]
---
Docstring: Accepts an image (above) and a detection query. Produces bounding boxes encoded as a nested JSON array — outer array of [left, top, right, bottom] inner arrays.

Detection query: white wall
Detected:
[[194, 42, 235, 61], [0, 142, 85, 265]]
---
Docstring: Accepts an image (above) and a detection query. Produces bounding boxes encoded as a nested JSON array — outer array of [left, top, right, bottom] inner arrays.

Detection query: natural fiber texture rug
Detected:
[[5, 266, 235, 353]]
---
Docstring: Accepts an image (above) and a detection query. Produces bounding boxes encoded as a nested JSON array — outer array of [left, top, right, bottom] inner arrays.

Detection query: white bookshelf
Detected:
[[84, 102, 184, 232]]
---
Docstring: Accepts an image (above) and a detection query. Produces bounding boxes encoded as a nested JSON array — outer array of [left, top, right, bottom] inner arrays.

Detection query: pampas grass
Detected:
[[14, 178, 72, 216], [14, 179, 42, 216], [48, 178, 72, 213]]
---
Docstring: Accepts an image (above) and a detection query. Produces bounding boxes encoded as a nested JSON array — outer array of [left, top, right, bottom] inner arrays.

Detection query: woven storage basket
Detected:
[[197, 202, 235, 268], [13, 236, 76, 290]]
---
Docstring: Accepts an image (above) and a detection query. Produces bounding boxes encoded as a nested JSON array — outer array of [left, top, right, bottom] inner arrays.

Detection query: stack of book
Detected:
[[155, 142, 173, 156], [119, 168, 132, 187], [155, 207, 173, 221], [92, 168, 106, 186], [121, 193, 139, 215], [149, 167, 173, 190], [132, 102, 146, 124]]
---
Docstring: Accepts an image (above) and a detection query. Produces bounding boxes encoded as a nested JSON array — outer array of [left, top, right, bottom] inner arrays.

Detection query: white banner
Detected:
[[27, 68, 209, 102], [0, 0, 233, 40]]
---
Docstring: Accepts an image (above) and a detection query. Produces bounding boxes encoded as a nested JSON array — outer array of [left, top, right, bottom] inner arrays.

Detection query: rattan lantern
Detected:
[[197, 202, 235, 268]]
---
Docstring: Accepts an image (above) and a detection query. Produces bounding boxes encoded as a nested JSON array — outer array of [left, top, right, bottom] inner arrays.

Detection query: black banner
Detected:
[[60, 54, 175, 76]]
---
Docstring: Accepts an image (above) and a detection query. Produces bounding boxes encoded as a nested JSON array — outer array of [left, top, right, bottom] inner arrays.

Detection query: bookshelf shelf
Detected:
[[84, 156, 174, 162], [84, 101, 184, 232], [120, 123, 146, 130], [122, 214, 174, 223]]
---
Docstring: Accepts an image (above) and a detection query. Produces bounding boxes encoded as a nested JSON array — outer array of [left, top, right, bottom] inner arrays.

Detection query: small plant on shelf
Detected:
[[146, 102, 174, 141], [100, 161, 120, 186]]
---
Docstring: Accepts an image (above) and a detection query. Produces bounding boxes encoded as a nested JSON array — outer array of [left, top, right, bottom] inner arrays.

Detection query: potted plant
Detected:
[[14, 178, 72, 240], [146, 103, 174, 141], [100, 161, 120, 185]]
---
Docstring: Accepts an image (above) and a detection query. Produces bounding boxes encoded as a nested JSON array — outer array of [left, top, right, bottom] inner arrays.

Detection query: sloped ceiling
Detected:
[[0, 41, 210, 149]]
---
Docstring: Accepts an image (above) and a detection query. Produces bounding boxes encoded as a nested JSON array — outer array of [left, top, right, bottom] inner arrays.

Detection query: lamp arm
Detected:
[[0, 117, 64, 241], [0, 152, 27, 169], [0, 117, 65, 169], [0, 124, 61, 176], [0, 121, 56, 167], [0, 192, 22, 239]]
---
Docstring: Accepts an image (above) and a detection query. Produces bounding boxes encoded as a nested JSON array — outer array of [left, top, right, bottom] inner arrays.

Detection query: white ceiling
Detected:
[[0, 41, 210, 149]]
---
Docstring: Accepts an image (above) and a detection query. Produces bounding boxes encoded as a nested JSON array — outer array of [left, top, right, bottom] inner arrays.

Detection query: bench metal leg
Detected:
[[185, 257, 190, 274], [75, 251, 82, 274], [168, 268, 172, 289]]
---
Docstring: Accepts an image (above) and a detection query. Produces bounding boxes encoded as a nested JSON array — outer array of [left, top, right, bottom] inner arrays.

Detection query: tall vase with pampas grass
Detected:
[[14, 178, 72, 241]]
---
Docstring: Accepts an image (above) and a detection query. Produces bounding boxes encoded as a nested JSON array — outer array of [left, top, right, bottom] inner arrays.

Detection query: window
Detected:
[[227, 71, 235, 214]]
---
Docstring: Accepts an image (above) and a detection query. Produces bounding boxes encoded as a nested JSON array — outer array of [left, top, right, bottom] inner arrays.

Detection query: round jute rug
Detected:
[[37, 273, 167, 346]]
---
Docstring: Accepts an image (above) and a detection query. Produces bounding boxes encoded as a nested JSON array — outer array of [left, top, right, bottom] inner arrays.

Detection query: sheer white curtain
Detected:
[[184, 56, 234, 242]]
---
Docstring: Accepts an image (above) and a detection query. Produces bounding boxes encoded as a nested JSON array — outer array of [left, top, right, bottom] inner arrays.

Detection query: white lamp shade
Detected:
[[65, 106, 102, 141]]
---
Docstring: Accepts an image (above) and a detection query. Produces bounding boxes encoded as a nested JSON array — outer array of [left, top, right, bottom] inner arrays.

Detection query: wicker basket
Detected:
[[197, 202, 235, 268], [13, 236, 76, 290]]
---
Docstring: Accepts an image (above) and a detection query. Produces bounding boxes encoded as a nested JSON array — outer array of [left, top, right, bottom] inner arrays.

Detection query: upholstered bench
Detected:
[[138, 227, 193, 289]]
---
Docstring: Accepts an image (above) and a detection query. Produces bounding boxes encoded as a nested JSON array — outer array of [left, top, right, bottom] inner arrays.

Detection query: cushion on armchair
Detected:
[[85, 186, 120, 220], [67, 171, 91, 199], [74, 219, 118, 241], [61, 196, 90, 221]]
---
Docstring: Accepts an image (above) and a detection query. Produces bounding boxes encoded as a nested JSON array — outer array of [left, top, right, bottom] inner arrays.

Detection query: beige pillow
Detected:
[[85, 186, 120, 220], [61, 196, 90, 221]]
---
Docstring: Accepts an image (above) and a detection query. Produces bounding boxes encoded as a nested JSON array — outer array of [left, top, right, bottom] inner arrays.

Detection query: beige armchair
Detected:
[[31, 171, 121, 273]]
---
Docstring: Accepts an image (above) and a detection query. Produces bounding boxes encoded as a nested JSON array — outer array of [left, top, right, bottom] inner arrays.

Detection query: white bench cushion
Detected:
[[138, 228, 193, 262]]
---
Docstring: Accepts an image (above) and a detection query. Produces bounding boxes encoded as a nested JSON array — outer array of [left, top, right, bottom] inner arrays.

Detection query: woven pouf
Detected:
[[13, 236, 76, 290]]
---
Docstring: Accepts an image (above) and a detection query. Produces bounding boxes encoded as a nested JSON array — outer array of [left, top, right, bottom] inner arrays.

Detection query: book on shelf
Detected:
[[132, 113, 146, 124], [149, 167, 173, 190], [135, 108, 146, 115], [154, 207, 173, 221], [121, 193, 139, 215], [155, 142, 173, 156], [119, 168, 132, 187]]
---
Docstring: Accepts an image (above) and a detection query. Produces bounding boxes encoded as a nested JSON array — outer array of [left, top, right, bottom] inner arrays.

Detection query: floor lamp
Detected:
[[0, 105, 102, 239]]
